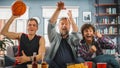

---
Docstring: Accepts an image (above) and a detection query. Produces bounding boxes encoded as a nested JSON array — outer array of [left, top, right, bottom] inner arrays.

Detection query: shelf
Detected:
[[95, 0, 120, 54], [95, 13, 117, 16], [95, 23, 119, 26], [94, 3, 117, 7], [102, 34, 119, 36]]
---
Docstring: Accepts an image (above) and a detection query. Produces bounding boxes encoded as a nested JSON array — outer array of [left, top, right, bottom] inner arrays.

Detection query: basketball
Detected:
[[12, 1, 26, 16]]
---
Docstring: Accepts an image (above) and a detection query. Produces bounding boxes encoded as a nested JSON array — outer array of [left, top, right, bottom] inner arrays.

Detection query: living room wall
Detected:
[[0, 0, 95, 35]]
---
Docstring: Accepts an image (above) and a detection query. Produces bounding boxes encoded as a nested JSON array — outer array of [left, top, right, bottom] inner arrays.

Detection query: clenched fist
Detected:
[[89, 45, 97, 53]]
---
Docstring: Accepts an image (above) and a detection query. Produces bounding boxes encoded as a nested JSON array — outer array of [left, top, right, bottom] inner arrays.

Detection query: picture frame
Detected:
[[83, 12, 91, 22]]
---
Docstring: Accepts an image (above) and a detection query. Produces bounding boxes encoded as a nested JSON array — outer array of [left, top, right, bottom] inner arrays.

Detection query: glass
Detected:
[[41, 63, 49, 68], [84, 61, 92, 68], [41, 53, 49, 68], [97, 63, 107, 68], [27, 64, 41, 68]]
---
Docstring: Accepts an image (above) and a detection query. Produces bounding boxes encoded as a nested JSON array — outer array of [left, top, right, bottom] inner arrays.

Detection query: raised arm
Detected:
[[67, 10, 78, 32], [49, 1, 65, 24], [95, 32, 115, 49], [48, 1, 65, 42], [1, 15, 21, 40]]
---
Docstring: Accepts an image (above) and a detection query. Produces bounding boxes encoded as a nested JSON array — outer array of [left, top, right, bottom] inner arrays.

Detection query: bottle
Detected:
[[32, 52, 38, 68]]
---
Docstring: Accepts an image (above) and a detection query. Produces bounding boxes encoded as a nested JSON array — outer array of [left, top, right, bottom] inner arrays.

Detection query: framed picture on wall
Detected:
[[83, 12, 91, 22]]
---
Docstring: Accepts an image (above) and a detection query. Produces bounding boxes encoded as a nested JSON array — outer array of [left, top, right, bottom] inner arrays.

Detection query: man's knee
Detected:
[[107, 64, 113, 68], [4, 55, 15, 66], [75, 57, 85, 63]]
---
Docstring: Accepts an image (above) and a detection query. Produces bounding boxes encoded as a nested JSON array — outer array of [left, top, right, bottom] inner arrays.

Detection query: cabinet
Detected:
[[94, 0, 120, 54]]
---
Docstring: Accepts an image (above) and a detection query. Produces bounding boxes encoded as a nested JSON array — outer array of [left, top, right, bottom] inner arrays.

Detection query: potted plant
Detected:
[[0, 37, 14, 54]]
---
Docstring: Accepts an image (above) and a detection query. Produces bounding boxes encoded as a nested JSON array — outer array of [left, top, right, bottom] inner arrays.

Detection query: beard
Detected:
[[60, 30, 69, 37]]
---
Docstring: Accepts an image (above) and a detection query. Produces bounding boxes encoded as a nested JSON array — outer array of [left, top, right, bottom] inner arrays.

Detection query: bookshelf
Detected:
[[94, 0, 119, 54]]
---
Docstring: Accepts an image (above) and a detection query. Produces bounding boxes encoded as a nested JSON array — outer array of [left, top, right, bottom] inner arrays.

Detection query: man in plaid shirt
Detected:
[[76, 23, 119, 68]]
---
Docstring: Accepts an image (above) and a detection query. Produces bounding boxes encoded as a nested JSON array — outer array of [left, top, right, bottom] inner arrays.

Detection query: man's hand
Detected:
[[57, 1, 66, 10], [94, 32, 102, 38], [67, 10, 78, 32], [67, 10, 72, 19], [16, 50, 30, 64], [89, 45, 97, 53], [67, 10, 73, 24]]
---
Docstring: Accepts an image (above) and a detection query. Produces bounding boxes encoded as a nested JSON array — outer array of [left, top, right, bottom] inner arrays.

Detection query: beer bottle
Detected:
[[32, 52, 38, 68]]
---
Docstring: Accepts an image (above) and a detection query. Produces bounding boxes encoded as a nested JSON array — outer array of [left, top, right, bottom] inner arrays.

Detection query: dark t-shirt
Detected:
[[53, 38, 74, 68], [17, 33, 41, 67], [19, 33, 41, 56]]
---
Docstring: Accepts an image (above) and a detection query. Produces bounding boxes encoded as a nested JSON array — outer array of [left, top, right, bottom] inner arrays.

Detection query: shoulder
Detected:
[[70, 32, 81, 37], [38, 36, 45, 46], [36, 35, 42, 39], [20, 33, 27, 37], [19, 33, 26, 39], [37, 36, 45, 42], [80, 39, 86, 45], [48, 21, 56, 28]]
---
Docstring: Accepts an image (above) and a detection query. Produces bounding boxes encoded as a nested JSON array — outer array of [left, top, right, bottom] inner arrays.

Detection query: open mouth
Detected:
[[62, 28, 67, 31], [62, 27, 66, 30], [86, 36, 92, 38], [62, 26, 67, 29], [30, 30, 34, 32]]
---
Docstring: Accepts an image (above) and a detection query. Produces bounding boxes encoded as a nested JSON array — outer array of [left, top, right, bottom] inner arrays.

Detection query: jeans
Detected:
[[92, 54, 120, 68], [46, 57, 85, 68], [4, 55, 31, 68], [4, 55, 15, 66]]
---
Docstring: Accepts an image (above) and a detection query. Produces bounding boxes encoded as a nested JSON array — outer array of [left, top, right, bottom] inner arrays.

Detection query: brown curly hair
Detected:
[[81, 23, 95, 36]]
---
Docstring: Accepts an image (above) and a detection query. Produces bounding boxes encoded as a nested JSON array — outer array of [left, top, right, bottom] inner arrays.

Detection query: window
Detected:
[[0, 6, 29, 45]]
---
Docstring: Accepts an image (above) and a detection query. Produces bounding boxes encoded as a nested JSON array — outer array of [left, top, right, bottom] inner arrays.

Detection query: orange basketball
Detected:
[[12, 1, 26, 16]]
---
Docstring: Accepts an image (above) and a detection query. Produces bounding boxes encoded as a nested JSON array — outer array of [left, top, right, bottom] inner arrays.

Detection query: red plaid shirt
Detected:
[[75, 36, 116, 61]]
